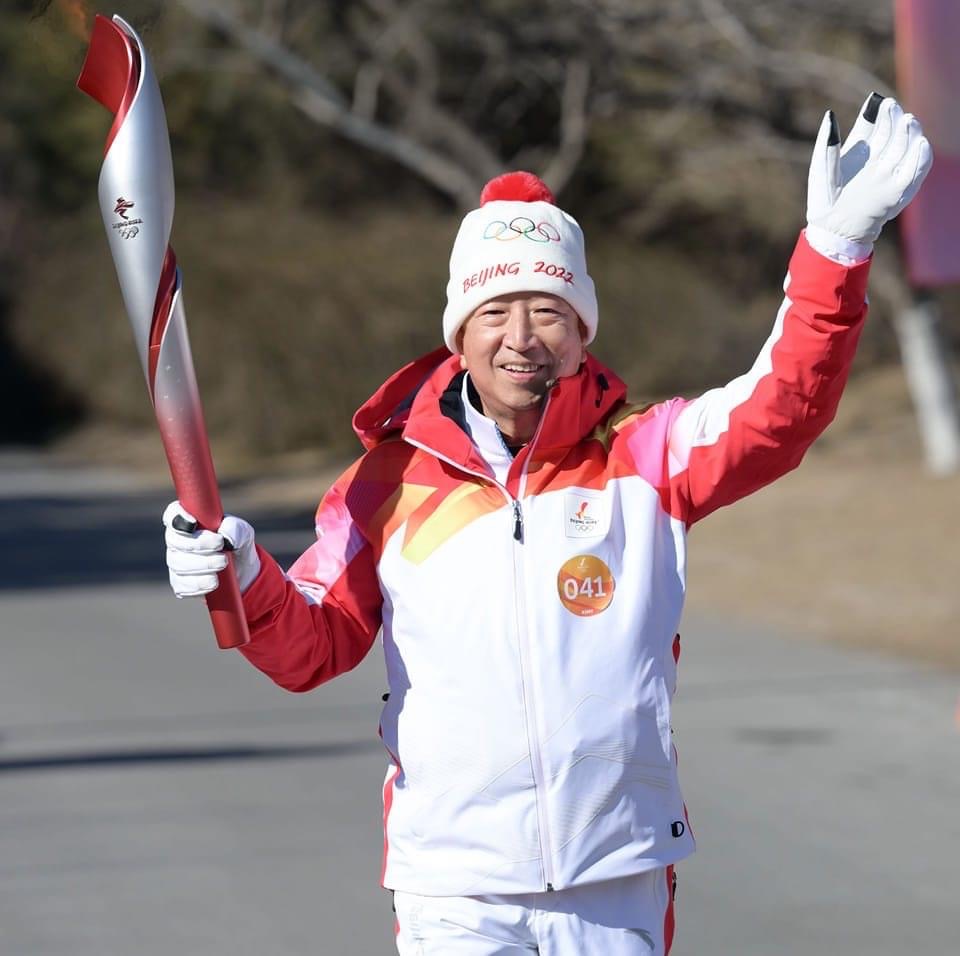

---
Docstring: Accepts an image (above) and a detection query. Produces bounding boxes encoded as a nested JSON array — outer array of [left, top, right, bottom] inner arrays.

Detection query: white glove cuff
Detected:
[[218, 515, 261, 594], [233, 549, 261, 594], [804, 224, 873, 266]]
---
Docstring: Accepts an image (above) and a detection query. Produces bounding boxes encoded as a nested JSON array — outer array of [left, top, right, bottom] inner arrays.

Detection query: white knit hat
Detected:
[[442, 172, 598, 353]]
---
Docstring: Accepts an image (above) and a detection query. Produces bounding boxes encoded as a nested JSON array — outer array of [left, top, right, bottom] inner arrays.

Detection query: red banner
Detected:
[[896, 0, 960, 286]]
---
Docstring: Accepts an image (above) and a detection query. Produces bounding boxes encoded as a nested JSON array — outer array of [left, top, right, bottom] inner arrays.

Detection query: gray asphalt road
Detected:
[[1, 453, 957, 954]]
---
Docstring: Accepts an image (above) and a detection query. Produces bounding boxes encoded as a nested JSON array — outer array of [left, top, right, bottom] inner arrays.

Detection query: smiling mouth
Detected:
[[501, 363, 544, 374]]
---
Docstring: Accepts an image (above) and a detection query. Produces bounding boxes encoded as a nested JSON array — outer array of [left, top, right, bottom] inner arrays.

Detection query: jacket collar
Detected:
[[352, 347, 627, 471]]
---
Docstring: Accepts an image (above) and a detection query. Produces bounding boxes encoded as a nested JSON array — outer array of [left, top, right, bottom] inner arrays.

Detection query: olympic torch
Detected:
[[77, 14, 250, 649]]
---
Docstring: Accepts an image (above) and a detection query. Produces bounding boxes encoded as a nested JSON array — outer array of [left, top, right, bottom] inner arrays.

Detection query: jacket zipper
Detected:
[[509, 500, 556, 890], [405, 397, 557, 891], [511, 408, 556, 891]]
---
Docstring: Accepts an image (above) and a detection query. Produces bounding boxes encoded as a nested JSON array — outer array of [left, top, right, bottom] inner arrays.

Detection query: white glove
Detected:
[[162, 500, 261, 599], [806, 92, 933, 256]]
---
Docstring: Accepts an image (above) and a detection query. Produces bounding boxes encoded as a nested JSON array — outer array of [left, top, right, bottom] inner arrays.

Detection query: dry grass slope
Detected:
[[685, 365, 960, 671]]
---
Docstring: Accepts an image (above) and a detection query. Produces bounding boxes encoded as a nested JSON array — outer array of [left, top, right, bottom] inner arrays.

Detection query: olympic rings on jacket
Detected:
[[483, 217, 561, 243]]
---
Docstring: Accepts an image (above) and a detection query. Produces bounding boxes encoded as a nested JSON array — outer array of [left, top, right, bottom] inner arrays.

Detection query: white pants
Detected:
[[393, 867, 676, 955]]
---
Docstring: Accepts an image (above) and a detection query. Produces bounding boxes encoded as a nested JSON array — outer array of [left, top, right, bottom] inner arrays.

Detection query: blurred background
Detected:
[[1, 0, 959, 658], [4, 0, 959, 457], [1, 1, 958, 953]]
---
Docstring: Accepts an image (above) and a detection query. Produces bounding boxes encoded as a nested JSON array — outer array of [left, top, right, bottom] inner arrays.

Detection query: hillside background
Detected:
[[1, 0, 957, 666]]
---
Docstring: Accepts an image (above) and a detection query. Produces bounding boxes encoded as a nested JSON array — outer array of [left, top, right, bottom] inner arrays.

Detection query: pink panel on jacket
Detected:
[[288, 493, 366, 596], [621, 398, 689, 493]]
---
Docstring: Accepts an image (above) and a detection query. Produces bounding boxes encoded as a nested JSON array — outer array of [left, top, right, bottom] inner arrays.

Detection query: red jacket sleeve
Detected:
[[237, 474, 383, 692], [667, 231, 870, 525]]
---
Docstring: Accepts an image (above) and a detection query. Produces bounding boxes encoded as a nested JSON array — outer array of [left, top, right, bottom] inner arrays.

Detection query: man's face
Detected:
[[458, 292, 586, 438]]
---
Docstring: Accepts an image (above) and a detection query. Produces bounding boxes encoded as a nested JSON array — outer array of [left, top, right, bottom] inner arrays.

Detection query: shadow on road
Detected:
[[0, 739, 384, 775], [0, 487, 315, 592]]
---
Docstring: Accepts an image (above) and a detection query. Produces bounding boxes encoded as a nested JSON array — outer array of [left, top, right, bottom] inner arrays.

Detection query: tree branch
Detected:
[[698, 0, 894, 103], [352, 62, 383, 121], [353, 0, 503, 182], [539, 59, 591, 197], [176, 0, 482, 209], [291, 87, 481, 209]]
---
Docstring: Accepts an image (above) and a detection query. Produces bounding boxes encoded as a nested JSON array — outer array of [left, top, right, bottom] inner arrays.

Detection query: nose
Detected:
[[502, 303, 536, 351]]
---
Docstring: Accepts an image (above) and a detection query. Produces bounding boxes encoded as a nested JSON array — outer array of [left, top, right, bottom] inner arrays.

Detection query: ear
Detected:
[[577, 319, 589, 362], [459, 353, 468, 370], [455, 322, 468, 362]]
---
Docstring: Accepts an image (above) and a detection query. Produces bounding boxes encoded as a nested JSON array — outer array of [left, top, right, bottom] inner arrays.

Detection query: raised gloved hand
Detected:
[[163, 500, 261, 598], [806, 91, 932, 256]]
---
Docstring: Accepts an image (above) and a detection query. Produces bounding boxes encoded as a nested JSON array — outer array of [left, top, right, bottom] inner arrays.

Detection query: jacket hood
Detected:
[[353, 347, 627, 465], [352, 346, 454, 450]]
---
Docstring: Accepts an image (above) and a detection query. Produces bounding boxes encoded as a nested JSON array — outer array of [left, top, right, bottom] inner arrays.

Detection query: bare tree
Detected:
[[175, 0, 601, 210], [172, 0, 956, 471], [595, 0, 958, 474], [171, 0, 901, 206]]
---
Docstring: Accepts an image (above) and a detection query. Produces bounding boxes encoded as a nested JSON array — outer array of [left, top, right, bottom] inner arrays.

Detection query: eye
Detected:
[[478, 305, 508, 320]]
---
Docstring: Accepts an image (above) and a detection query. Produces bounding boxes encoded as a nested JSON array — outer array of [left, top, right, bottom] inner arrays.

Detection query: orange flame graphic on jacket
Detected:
[[575, 501, 589, 520]]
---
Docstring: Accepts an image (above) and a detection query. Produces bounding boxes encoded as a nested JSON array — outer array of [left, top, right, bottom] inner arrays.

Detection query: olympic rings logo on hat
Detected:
[[483, 217, 561, 243]]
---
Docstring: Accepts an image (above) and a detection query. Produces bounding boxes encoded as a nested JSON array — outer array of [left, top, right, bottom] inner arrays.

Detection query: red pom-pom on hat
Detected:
[[480, 171, 556, 206]]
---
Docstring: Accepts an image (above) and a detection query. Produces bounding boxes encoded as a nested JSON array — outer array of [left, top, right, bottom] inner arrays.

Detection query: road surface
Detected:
[[1, 452, 957, 954]]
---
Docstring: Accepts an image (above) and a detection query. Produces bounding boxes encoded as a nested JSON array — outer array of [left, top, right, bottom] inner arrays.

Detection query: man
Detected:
[[164, 94, 930, 954]]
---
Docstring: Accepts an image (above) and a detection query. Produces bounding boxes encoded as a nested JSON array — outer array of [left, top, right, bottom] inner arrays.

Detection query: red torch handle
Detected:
[[204, 565, 251, 649], [163, 406, 251, 650], [169, 489, 252, 650]]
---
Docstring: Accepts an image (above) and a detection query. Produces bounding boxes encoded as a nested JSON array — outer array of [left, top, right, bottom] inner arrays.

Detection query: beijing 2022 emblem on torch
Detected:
[[77, 14, 250, 649]]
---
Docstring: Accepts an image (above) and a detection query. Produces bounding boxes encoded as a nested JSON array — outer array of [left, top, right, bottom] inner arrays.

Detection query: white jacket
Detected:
[[239, 232, 870, 895]]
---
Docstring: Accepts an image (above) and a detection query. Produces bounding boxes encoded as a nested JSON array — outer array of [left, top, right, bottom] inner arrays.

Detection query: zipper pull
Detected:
[[512, 500, 524, 542]]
